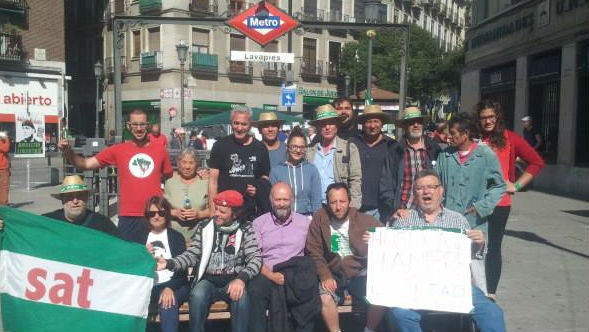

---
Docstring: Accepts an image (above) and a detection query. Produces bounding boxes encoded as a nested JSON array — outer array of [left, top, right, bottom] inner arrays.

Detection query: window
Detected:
[[264, 40, 278, 53], [230, 34, 246, 73], [302, 38, 317, 73], [132, 30, 141, 57], [192, 28, 209, 53], [229, 0, 245, 15], [148, 27, 160, 52], [328, 41, 341, 76]]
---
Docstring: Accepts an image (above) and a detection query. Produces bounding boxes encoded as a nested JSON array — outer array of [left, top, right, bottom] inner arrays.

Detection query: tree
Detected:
[[341, 25, 462, 105]]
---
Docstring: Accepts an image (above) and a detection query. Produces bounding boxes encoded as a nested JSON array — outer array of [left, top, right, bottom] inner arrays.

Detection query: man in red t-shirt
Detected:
[[58, 109, 173, 242], [147, 123, 168, 148]]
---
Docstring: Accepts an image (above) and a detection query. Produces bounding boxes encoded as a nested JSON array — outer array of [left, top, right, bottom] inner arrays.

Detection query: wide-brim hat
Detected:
[[357, 104, 391, 123], [395, 106, 426, 125], [253, 111, 285, 127], [309, 104, 342, 126], [50, 175, 93, 199]]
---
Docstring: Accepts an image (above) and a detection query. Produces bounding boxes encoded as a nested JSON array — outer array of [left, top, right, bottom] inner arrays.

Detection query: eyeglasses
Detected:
[[288, 144, 306, 151], [146, 210, 167, 218], [415, 184, 441, 192], [129, 122, 149, 128]]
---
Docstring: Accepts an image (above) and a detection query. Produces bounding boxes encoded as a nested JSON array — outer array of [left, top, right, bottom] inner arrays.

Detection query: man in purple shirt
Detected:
[[249, 182, 312, 331]]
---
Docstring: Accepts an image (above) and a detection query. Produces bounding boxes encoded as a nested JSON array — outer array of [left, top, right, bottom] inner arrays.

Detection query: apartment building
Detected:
[[0, 0, 66, 149], [461, 0, 589, 198], [100, 0, 363, 137]]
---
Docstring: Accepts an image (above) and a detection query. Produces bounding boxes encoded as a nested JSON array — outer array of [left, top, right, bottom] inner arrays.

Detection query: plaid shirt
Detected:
[[400, 145, 428, 208]]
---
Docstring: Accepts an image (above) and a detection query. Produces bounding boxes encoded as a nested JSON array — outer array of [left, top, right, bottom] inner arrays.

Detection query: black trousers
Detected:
[[486, 205, 511, 294]]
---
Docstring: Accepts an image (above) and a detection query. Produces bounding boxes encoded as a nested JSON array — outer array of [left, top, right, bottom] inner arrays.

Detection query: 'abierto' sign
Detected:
[[366, 228, 473, 313]]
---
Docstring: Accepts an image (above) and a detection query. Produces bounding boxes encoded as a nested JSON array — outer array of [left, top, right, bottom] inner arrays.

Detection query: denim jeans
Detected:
[[117, 215, 148, 243], [389, 286, 506, 332], [150, 284, 190, 332], [361, 208, 381, 222], [189, 279, 249, 332]]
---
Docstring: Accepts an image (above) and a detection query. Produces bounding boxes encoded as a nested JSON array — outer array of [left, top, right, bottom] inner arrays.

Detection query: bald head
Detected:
[[270, 182, 293, 221]]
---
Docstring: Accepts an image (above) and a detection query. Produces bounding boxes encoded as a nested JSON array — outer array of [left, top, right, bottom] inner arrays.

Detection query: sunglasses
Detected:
[[146, 210, 167, 218]]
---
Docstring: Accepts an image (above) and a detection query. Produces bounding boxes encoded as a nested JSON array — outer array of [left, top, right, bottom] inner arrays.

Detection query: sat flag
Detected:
[[0, 207, 155, 332]]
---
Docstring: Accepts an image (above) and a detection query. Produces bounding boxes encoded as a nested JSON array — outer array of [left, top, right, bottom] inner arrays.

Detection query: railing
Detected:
[[0, 0, 27, 9], [299, 58, 322, 76], [140, 51, 163, 71], [326, 61, 339, 77], [189, 0, 219, 15], [261, 62, 286, 78], [139, 0, 161, 14], [105, 56, 127, 74], [328, 9, 342, 22], [0, 32, 23, 63], [228, 60, 253, 75], [191, 52, 218, 72], [299, 7, 325, 21]]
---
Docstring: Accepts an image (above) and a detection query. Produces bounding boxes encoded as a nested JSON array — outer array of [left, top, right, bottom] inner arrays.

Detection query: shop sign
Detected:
[[297, 87, 338, 98], [0, 77, 59, 116]]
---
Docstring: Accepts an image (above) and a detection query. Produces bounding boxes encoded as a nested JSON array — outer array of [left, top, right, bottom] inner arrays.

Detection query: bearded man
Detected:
[[249, 182, 318, 332]]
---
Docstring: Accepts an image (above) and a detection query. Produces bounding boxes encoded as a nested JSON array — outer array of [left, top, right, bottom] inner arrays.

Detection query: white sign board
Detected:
[[230, 51, 295, 63], [367, 228, 473, 313], [0, 77, 59, 116]]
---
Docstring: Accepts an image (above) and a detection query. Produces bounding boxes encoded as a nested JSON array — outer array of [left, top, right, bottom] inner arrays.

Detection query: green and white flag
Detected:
[[364, 89, 373, 106], [0, 206, 155, 332]]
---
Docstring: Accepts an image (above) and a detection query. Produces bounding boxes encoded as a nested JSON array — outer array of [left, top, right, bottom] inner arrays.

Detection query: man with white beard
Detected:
[[379, 106, 441, 224], [248, 182, 313, 332]]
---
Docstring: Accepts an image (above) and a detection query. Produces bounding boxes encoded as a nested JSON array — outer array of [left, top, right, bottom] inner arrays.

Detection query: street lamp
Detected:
[[94, 61, 103, 138], [176, 40, 189, 124], [345, 74, 351, 97], [364, 1, 379, 104]]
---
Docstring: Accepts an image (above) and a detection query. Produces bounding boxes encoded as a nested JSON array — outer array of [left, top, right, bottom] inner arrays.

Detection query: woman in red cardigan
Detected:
[[476, 100, 545, 301]]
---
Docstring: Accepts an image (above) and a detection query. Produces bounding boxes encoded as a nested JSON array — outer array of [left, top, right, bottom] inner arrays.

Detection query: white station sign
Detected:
[[230, 51, 294, 63]]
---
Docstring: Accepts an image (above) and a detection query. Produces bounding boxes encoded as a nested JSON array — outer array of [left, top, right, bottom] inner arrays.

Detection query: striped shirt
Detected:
[[400, 146, 427, 208]]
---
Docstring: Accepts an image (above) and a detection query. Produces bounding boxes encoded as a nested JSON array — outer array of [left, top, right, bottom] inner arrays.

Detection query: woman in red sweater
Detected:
[[476, 100, 545, 301]]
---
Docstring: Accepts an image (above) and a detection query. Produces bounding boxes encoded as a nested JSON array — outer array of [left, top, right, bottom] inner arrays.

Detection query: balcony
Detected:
[[422, 0, 432, 7], [0, 32, 23, 63], [299, 58, 322, 82], [328, 9, 342, 22], [298, 7, 325, 21], [431, 0, 440, 13], [139, 0, 161, 15], [326, 61, 340, 83], [227, 60, 253, 83], [191, 52, 218, 79], [0, 0, 28, 27], [140, 51, 163, 71], [105, 56, 127, 80], [261, 62, 286, 86], [189, 0, 219, 16]]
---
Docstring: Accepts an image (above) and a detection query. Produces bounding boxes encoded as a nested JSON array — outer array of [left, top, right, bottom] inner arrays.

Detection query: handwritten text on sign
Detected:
[[366, 228, 473, 313]]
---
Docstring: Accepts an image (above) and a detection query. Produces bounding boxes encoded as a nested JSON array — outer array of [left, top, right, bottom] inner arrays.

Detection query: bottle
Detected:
[[183, 193, 192, 209]]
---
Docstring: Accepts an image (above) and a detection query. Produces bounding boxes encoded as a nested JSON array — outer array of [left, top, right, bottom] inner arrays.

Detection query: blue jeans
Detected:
[[361, 208, 380, 221], [389, 286, 506, 332], [150, 284, 190, 332], [189, 279, 249, 332], [117, 216, 148, 243]]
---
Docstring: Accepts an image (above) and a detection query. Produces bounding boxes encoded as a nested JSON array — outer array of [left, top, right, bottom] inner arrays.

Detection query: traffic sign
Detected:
[[226, 1, 299, 46], [281, 87, 296, 107]]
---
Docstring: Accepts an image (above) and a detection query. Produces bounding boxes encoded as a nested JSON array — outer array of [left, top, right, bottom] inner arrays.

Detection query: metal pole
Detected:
[[399, 27, 409, 114], [287, 0, 293, 112], [366, 30, 375, 102], [113, 26, 123, 137], [180, 62, 185, 124], [95, 76, 100, 138]]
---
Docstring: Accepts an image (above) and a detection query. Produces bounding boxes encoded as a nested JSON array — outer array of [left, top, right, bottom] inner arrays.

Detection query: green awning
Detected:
[[193, 100, 245, 110], [122, 100, 161, 111], [183, 108, 303, 127], [303, 96, 335, 105]]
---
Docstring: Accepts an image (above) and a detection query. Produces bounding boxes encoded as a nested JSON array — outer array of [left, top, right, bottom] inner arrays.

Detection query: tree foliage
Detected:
[[341, 24, 464, 104]]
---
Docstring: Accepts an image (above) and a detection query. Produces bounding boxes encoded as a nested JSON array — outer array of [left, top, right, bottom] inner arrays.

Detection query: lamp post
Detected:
[[176, 40, 189, 124], [364, 1, 379, 104], [93, 61, 103, 138], [345, 74, 351, 97]]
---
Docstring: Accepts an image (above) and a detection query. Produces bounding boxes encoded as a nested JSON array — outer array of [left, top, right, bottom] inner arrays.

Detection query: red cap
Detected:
[[213, 190, 244, 208]]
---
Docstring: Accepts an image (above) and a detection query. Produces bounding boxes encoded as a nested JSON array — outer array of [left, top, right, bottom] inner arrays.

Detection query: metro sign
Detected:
[[226, 1, 299, 46]]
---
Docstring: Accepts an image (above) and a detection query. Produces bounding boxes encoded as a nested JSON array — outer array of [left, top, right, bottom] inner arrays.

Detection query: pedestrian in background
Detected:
[[476, 100, 544, 301], [0, 131, 10, 205]]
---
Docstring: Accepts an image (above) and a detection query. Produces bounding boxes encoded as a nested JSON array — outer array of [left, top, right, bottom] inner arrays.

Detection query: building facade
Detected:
[[0, 0, 67, 151], [461, 0, 589, 198]]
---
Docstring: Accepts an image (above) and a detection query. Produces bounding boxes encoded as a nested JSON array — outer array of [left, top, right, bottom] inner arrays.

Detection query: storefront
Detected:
[[298, 86, 338, 119], [192, 100, 246, 120]]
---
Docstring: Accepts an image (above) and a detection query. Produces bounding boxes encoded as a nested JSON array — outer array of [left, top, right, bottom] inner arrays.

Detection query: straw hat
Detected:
[[395, 106, 425, 125], [357, 104, 391, 123], [50, 175, 93, 199], [254, 111, 285, 127], [309, 104, 341, 126]]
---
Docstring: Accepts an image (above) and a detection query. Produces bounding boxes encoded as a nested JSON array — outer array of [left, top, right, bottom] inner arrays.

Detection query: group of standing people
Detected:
[[0, 96, 545, 332]]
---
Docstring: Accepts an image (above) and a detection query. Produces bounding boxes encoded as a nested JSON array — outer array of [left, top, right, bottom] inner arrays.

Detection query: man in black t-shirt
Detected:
[[521, 115, 544, 151], [208, 107, 271, 220]]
